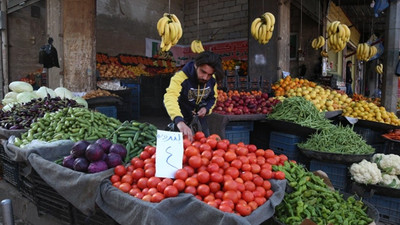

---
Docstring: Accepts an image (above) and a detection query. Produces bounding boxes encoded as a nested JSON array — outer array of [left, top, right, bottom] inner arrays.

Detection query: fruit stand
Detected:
[[1, 74, 400, 225]]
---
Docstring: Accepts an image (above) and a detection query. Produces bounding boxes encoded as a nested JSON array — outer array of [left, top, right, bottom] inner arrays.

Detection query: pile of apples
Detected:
[[213, 90, 280, 115]]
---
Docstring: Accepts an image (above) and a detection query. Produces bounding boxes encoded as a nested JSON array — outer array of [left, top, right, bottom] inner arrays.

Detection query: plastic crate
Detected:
[[353, 126, 385, 144], [384, 140, 400, 155], [32, 171, 74, 225], [269, 132, 306, 163], [365, 194, 400, 224], [95, 106, 117, 118], [225, 121, 254, 144], [19, 175, 36, 203], [370, 143, 385, 154], [73, 207, 117, 225], [0, 145, 20, 188], [309, 160, 349, 191]]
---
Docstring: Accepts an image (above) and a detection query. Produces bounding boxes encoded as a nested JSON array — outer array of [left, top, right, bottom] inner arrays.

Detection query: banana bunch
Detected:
[[250, 12, 275, 44], [311, 36, 325, 50], [190, 40, 205, 53], [320, 50, 329, 58], [326, 21, 351, 52], [356, 43, 377, 61], [157, 13, 183, 52], [375, 63, 383, 74]]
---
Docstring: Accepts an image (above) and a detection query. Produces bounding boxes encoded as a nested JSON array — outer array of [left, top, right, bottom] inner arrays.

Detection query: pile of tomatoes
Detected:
[[110, 132, 287, 216]]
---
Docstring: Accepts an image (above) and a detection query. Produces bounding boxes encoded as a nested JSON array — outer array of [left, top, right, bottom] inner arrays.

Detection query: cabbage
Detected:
[[16, 91, 38, 104], [54, 87, 73, 99], [4, 91, 18, 100], [36, 86, 56, 99], [73, 97, 88, 108], [9, 81, 33, 93]]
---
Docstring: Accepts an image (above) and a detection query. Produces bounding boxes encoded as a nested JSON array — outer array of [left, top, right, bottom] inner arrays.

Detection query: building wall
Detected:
[[183, 0, 248, 44], [96, 0, 184, 56], [8, 1, 47, 82]]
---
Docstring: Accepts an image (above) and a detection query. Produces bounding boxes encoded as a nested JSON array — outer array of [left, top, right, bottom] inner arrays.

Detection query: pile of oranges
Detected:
[[272, 76, 317, 97]]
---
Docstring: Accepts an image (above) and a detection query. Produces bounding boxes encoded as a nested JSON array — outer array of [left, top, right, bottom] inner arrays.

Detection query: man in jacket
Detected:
[[164, 51, 223, 140]]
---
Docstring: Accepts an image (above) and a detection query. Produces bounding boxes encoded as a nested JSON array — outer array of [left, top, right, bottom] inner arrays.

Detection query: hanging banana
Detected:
[[156, 13, 183, 52], [326, 21, 351, 53], [356, 43, 377, 61], [311, 36, 325, 50], [190, 40, 205, 53], [250, 12, 275, 44], [375, 63, 383, 74]]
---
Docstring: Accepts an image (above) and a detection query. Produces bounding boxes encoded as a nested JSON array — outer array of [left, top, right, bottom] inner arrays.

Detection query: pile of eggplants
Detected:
[[0, 95, 83, 130]]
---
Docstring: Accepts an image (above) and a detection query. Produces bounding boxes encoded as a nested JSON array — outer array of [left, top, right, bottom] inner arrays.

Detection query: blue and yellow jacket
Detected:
[[164, 61, 218, 125]]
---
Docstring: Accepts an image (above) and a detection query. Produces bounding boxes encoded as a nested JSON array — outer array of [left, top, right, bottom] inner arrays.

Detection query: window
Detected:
[[290, 33, 298, 60]]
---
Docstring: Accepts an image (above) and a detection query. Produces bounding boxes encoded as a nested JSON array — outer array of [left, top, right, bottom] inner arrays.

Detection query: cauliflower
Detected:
[[350, 159, 382, 185], [380, 174, 400, 189], [372, 153, 400, 175]]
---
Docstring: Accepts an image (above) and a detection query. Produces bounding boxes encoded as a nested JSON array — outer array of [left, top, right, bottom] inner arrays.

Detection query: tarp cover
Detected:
[[96, 179, 286, 225], [28, 153, 113, 216], [0, 127, 27, 139]]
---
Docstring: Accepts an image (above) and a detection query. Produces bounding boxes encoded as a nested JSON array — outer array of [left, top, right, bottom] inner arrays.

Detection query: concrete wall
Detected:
[[96, 0, 184, 56], [183, 0, 248, 44], [8, 1, 46, 82], [289, 5, 321, 81]]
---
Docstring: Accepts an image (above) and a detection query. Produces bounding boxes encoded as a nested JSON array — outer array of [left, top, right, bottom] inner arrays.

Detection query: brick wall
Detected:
[[183, 0, 248, 44]]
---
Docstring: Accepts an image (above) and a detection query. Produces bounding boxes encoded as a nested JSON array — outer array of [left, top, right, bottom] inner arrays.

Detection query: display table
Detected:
[[207, 113, 266, 139]]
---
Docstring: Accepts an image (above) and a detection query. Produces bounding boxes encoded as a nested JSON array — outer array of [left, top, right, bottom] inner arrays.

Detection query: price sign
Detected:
[[155, 130, 184, 178]]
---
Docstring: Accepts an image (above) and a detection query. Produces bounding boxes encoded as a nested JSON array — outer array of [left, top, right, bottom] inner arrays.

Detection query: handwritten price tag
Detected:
[[155, 130, 184, 178]]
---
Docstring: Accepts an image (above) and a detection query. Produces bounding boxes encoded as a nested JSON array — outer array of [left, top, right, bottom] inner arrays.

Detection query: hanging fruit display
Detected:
[[311, 36, 325, 50], [326, 21, 351, 52], [250, 12, 275, 44], [356, 43, 377, 61], [375, 63, 383, 74], [190, 40, 205, 53], [156, 13, 183, 52]]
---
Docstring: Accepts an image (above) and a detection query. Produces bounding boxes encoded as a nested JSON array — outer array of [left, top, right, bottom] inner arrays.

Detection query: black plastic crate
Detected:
[[2, 161, 20, 188], [73, 207, 117, 225], [19, 175, 36, 203], [384, 140, 400, 155], [353, 126, 385, 145]]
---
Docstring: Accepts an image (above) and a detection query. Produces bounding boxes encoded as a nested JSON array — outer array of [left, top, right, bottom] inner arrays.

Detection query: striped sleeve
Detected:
[[163, 71, 187, 122]]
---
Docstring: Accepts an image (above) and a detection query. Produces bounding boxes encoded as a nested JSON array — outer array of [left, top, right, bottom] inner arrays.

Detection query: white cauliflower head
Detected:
[[380, 174, 400, 189], [372, 154, 400, 175], [350, 159, 382, 185]]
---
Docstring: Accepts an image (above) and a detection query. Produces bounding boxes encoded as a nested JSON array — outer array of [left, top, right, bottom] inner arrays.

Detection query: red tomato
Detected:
[[144, 162, 155, 170], [183, 166, 195, 177], [147, 146, 156, 156], [261, 163, 272, 171], [118, 183, 131, 193], [194, 131, 205, 141], [207, 163, 220, 173], [223, 179, 238, 191], [219, 204, 233, 213], [220, 199, 234, 209], [211, 156, 225, 167], [265, 189, 274, 199], [114, 165, 127, 176], [147, 187, 158, 196], [255, 186, 266, 197], [206, 138, 218, 149], [208, 134, 221, 142], [236, 202, 252, 216], [253, 175, 264, 187], [224, 151, 237, 162], [255, 149, 265, 157], [236, 182, 245, 192], [140, 151, 151, 160], [240, 171, 253, 182], [121, 174, 134, 185], [248, 201, 258, 210], [197, 184, 210, 197], [201, 157, 210, 166], [199, 137, 207, 143], [216, 141, 228, 151], [163, 178, 173, 185], [188, 156, 202, 168], [191, 141, 202, 149], [275, 171, 286, 180], [156, 181, 168, 193], [144, 167, 155, 177], [210, 172, 224, 183], [263, 180, 272, 190], [223, 190, 239, 203], [207, 201, 218, 208], [264, 149, 275, 158], [147, 177, 161, 188], [134, 192, 144, 199], [173, 179, 186, 192], [185, 146, 200, 157], [228, 143, 238, 151], [251, 164, 261, 174], [236, 146, 248, 156], [215, 190, 224, 199], [183, 138, 192, 149], [260, 169, 273, 180], [254, 197, 266, 206], [184, 185, 197, 195], [247, 144, 257, 153], [213, 149, 226, 157], [174, 169, 189, 180], [151, 192, 165, 202], [142, 194, 152, 202], [110, 175, 120, 183], [128, 187, 141, 197], [199, 143, 212, 153], [137, 177, 148, 189], [225, 167, 239, 179], [278, 154, 288, 162], [209, 182, 221, 193], [239, 156, 249, 164], [164, 185, 179, 197], [201, 150, 212, 160], [112, 181, 121, 188], [242, 190, 255, 203], [203, 194, 215, 203], [241, 163, 251, 171], [197, 171, 210, 184], [133, 159, 145, 169], [185, 177, 199, 187], [244, 181, 256, 191], [257, 156, 266, 165]]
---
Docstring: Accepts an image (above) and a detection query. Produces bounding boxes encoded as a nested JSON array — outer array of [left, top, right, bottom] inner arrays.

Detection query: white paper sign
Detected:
[[345, 116, 359, 125], [155, 130, 184, 178]]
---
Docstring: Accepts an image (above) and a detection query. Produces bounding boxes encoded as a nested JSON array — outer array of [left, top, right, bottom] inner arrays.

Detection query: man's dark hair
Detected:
[[347, 61, 352, 66], [195, 51, 224, 82]]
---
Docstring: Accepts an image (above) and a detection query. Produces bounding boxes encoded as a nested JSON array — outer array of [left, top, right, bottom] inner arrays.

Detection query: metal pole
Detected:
[[1, 0, 8, 96], [1, 199, 15, 225]]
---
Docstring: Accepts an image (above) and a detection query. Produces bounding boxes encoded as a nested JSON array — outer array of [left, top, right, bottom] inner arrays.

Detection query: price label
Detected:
[[155, 130, 183, 178]]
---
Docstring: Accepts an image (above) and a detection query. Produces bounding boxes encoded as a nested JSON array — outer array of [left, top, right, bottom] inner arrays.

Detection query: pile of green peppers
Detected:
[[273, 161, 374, 225]]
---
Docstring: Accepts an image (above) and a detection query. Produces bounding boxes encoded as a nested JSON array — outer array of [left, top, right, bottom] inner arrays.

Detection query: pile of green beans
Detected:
[[267, 97, 335, 130], [109, 120, 157, 163], [14, 107, 121, 147], [297, 125, 375, 155], [273, 161, 374, 225]]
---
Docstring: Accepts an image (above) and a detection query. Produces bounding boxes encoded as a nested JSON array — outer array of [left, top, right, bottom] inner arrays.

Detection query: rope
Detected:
[[197, 0, 200, 40]]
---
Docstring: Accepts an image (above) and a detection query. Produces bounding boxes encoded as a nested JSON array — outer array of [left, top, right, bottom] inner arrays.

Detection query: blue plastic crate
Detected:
[[365, 194, 400, 224], [353, 126, 385, 144], [270, 131, 304, 146], [121, 83, 140, 120], [269, 132, 306, 162], [309, 160, 349, 191], [95, 106, 117, 118], [225, 121, 253, 144]]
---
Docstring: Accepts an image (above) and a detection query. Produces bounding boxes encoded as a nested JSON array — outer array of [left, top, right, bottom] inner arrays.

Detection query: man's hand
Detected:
[[176, 121, 193, 141], [197, 107, 207, 118]]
